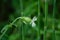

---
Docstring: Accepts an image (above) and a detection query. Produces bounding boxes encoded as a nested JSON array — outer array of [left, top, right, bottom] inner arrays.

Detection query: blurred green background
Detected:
[[0, 0, 60, 40]]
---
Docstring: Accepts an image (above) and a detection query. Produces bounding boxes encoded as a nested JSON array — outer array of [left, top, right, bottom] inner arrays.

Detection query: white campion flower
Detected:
[[20, 16, 37, 27], [30, 16, 37, 27]]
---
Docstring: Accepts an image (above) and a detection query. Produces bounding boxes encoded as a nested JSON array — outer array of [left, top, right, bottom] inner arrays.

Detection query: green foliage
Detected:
[[0, 0, 60, 40]]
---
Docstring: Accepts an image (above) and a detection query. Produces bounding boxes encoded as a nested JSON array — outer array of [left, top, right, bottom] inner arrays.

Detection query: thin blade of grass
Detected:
[[37, 0, 41, 40], [20, 0, 25, 40], [44, 0, 48, 40], [52, 0, 56, 40]]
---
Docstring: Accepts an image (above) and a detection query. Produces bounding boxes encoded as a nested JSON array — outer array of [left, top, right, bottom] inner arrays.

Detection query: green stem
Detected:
[[37, 0, 41, 40], [20, 0, 24, 40], [52, 0, 56, 40], [44, 0, 48, 40], [0, 28, 8, 40]]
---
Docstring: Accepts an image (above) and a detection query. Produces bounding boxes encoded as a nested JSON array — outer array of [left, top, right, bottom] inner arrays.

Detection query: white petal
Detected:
[[32, 22, 36, 27], [32, 16, 37, 22]]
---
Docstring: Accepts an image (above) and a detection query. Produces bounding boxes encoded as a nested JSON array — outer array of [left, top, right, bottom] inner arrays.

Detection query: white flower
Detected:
[[19, 16, 37, 27], [31, 22, 36, 27], [30, 16, 37, 27], [32, 16, 37, 22]]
